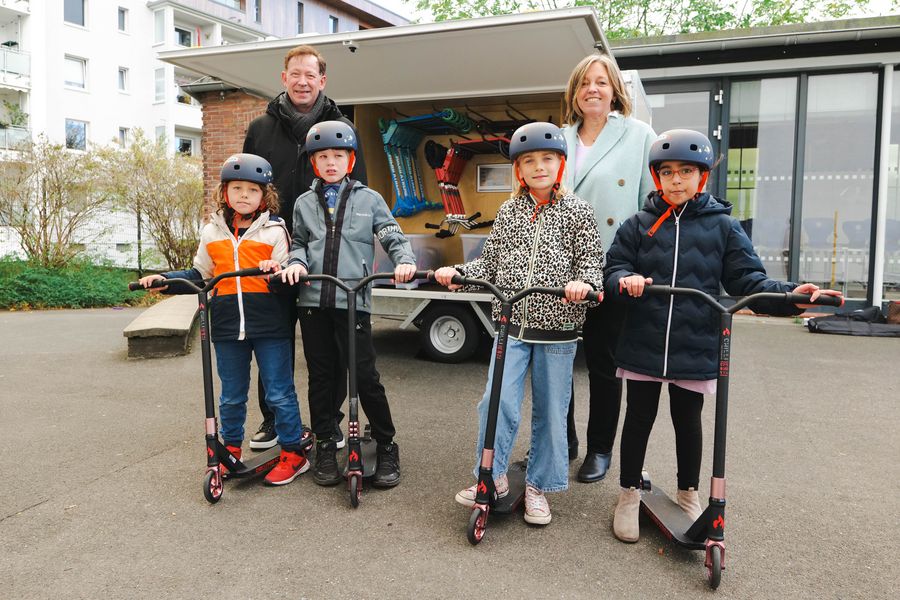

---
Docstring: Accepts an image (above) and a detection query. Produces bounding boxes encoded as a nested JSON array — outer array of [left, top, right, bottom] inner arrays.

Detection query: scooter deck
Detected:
[[640, 485, 706, 550], [493, 461, 527, 515], [342, 425, 377, 478], [222, 445, 281, 479]]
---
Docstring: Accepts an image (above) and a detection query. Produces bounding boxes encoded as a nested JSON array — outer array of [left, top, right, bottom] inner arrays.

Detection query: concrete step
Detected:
[[123, 295, 199, 359]]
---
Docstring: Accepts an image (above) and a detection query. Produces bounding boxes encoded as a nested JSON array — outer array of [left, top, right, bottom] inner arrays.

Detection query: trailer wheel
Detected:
[[419, 304, 480, 363]]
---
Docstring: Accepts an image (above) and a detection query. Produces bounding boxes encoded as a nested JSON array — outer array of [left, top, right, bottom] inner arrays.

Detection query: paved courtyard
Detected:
[[1, 308, 897, 599]]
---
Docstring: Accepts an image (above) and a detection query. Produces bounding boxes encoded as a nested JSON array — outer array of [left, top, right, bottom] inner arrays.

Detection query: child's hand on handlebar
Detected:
[[258, 260, 282, 274], [620, 275, 652, 297], [434, 267, 462, 290], [138, 274, 166, 292], [562, 281, 595, 304], [393, 263, 417, 284], [791, 282, 842, 308], [280, 263, 310, 286]]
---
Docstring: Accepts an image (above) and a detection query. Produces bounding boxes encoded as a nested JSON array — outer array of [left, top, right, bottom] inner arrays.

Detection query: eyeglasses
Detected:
[[658, 167, 699, 180]]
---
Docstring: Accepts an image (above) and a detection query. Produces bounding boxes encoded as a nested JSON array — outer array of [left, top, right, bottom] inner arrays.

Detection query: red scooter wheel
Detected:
[[467, 507, 488, 545], [203, 470, 223, 504]]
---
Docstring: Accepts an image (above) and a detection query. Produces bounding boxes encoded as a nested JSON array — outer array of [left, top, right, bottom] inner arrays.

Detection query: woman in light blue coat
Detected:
[[560, 54, 656, 484]]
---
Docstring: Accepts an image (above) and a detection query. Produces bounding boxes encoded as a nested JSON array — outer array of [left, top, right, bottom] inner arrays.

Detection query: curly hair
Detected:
[[214, 181, 280, 224]]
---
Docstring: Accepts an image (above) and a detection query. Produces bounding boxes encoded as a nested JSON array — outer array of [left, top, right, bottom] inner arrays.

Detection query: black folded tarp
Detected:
[[807, 306, 900, 337]]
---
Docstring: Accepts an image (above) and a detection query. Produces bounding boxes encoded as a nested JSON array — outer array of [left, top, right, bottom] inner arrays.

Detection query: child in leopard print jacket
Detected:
[[434, 122, 604, 525]]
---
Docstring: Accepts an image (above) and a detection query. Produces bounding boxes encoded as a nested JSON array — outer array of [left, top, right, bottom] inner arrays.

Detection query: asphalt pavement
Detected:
[[0, 307, 897, 599]]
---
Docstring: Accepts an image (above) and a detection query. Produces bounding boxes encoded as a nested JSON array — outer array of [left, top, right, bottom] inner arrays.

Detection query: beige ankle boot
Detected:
[[613, 487, 641, 543], [676, 487, 703, 522]]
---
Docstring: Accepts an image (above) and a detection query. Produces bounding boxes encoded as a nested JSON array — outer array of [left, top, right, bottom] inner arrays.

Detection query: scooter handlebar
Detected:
[[128, 268, 266, 294], [437, 274, 601, 303], [784, 293, 844, 307], [643, 284, 844, 313]]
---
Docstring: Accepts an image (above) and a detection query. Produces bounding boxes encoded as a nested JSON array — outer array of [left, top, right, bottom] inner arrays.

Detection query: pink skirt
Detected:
[[617, 368, 717, 396]]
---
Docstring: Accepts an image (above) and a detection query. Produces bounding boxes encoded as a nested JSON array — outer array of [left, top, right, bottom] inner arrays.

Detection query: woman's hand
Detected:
[[434, 267, 462, 290], [393, 263, 417, 284], [562, 280, 596, 304], [619, 275, 653, 297], [280, 263, 309, 286], [138, 274, 166, 292], [791, 282, 842, 308]]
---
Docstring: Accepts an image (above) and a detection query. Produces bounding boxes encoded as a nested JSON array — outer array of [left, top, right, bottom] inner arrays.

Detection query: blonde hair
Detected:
[[513, 153, 568, 198], [284, 45, 326, 74], [215, 181, 280, 223], [563, 54, 632, 125]]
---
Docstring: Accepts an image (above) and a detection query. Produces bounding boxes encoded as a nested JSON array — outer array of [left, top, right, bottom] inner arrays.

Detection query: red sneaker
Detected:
[[222, 445, 241, 478], [264, 449, 309, 486]]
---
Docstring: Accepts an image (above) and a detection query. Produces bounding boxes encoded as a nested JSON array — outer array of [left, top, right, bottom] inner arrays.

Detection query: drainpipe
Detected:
[[872, 64, 893, 308]]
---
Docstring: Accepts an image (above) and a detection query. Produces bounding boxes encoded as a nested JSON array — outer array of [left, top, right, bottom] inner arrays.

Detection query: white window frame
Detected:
[[328, 16, 339, 34], [154, 67, 166, 102], [65, 119, 88, 151], [153, 10, 165, 45], [118, 127, 130, 147], [64, 0, 86, 28], [64, 55, 87, 90], [297, 2, 304, 34], [117, 67, 128, 92], [117, 7, 128, 32], [174, 26, 193, 48], [176, 136, 195, 156]]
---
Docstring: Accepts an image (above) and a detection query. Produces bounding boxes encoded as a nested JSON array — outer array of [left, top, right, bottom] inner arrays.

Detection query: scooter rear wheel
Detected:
[[707, 544, 722, 589], [349, 475, 360, 509], [203, 470, 223, 504], [467, 507, 488, 545]]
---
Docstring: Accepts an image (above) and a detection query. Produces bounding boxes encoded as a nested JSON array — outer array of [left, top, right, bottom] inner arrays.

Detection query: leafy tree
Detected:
[[0, 135, 108, 268], [98, 130, 204, 271], [410, 0, 878, 37]]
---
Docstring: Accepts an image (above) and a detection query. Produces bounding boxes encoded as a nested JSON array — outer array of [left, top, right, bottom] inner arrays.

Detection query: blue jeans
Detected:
[[473, 337, 577, 493], [214, 337, 303, 450]]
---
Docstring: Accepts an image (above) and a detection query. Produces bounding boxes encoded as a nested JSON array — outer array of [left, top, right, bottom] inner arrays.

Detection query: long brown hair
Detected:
[[214, 181, 280, 224], [563, 54, 632, 125]]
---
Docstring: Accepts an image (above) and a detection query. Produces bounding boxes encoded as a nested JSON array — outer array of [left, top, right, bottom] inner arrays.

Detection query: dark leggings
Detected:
[[619, 379, 704, 491]]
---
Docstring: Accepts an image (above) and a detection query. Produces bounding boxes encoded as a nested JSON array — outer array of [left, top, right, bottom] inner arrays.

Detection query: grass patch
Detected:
[[0, 258, 160, 310]]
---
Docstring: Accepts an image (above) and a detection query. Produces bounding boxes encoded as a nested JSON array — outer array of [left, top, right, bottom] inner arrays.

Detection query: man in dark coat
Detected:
[[243, 44, 367, 448]]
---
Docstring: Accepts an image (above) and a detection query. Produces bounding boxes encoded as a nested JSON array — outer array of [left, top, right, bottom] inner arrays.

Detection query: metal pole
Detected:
[[872, 64, 893, 308]]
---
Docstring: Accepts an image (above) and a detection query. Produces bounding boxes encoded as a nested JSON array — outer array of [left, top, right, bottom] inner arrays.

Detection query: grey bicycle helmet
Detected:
[[648, 129, 714, 171], [306, 120, 357, 153], [508, 122, 567, 161], [220, 153, 273, 185]]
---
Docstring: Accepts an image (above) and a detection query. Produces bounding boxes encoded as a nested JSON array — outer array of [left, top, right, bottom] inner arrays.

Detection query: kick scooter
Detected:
[[284, 270, 431, 508], [439, 273, 601, 544], [130, 268, 313, 504], [639, 285, 842, 589]]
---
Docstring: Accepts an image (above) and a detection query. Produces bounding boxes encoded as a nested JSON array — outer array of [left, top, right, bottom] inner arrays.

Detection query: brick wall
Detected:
[[195, 89, 269, 217]]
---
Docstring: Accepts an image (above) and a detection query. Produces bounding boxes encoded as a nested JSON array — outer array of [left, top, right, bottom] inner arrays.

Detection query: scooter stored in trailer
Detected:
[[638, 285, 843, 589], [440, 273, 601, 544], [130, 268, 313, 504]]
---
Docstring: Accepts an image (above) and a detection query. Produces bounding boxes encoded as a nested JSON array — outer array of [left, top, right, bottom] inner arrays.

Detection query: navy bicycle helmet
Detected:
[[306, 121, 358, 153], [508, 122, 567, 161], [648, 129, 715, 171], [220, 153, 273, 185]]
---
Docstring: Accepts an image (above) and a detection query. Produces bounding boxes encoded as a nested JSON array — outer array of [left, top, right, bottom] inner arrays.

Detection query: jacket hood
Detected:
[[642, 191, 732, 217]]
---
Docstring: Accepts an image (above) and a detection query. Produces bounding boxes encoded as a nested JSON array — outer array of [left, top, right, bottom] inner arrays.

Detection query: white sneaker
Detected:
[[454, 474, 509, 507], [523, 485, 551, 525]]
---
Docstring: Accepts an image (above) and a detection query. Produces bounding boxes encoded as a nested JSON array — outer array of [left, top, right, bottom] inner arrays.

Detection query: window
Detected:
[[64, 0, 85, 26], [254, 1, 262, 23], [153, 10, 164, 44], [177, 137, 194, 155], [117, 67, 128, 91], [211, 0, 244, 9], [175, 27, 192, 47], [65, 119, 87, 150], [154, 67, 165, 102], [297, 3, 304, 34], [328, 16, 339, 34], [64, 56, 86, 89], [176, 87, 194, 105], [117, 7, 128, 32], [155, 126, 166, 143], [118, 127, 129, 147]]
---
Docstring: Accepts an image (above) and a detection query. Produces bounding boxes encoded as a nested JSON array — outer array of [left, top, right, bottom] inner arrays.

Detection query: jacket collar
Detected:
[[562, 113, 627, 190]]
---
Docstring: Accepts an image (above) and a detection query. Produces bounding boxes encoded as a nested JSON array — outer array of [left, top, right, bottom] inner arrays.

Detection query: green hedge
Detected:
[[0, 258, 148, 309]]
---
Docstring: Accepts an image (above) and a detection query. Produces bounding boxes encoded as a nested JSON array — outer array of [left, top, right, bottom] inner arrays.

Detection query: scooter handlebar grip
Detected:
[[586, 290, 602, 303], [424, 223, 441, 229], [128, 282, 143, 291], [786, 293, 844, 307], [129, 279, 167, 291], [450, 274, 466, 286]]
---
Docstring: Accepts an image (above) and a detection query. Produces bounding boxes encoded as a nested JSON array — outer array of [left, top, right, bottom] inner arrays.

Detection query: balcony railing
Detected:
[[1, 47, 29, 78], [0, 126, 29, 150]]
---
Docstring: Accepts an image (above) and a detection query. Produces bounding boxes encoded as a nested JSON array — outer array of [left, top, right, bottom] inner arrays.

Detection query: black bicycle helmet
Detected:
[[220, 153, 273, 185], [508, 122, 567, 161], [306, 120, 357, 153], [648, 129, 714, 171]]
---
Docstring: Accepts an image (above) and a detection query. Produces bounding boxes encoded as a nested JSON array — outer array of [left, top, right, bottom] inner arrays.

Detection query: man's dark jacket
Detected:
[[243, 91, 367, 233]]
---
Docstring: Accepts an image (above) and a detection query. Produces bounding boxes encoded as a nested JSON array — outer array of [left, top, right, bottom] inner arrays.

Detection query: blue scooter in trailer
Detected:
[[638, 284, 842, 589], [130, 268, 313, 504]]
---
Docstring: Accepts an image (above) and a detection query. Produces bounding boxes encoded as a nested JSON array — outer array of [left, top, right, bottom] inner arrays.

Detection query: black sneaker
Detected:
[[312, 440, 342, 486], [372, 442, 400, 488], [249, 419, 278, 450]]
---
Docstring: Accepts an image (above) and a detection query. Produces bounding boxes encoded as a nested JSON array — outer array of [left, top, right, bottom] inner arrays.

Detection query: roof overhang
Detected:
[[159, 8, 610, 105]]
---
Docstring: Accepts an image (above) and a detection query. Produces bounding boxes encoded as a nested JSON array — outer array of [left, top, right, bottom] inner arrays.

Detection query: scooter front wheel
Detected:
[[467, 507, 488, 545], [203, 469, 223, 504], [349, 475, 360, 508], [706, 544, 723, 589]]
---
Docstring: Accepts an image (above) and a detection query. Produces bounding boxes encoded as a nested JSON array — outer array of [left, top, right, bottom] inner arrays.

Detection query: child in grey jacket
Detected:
[[281, 121, 416, 488]]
